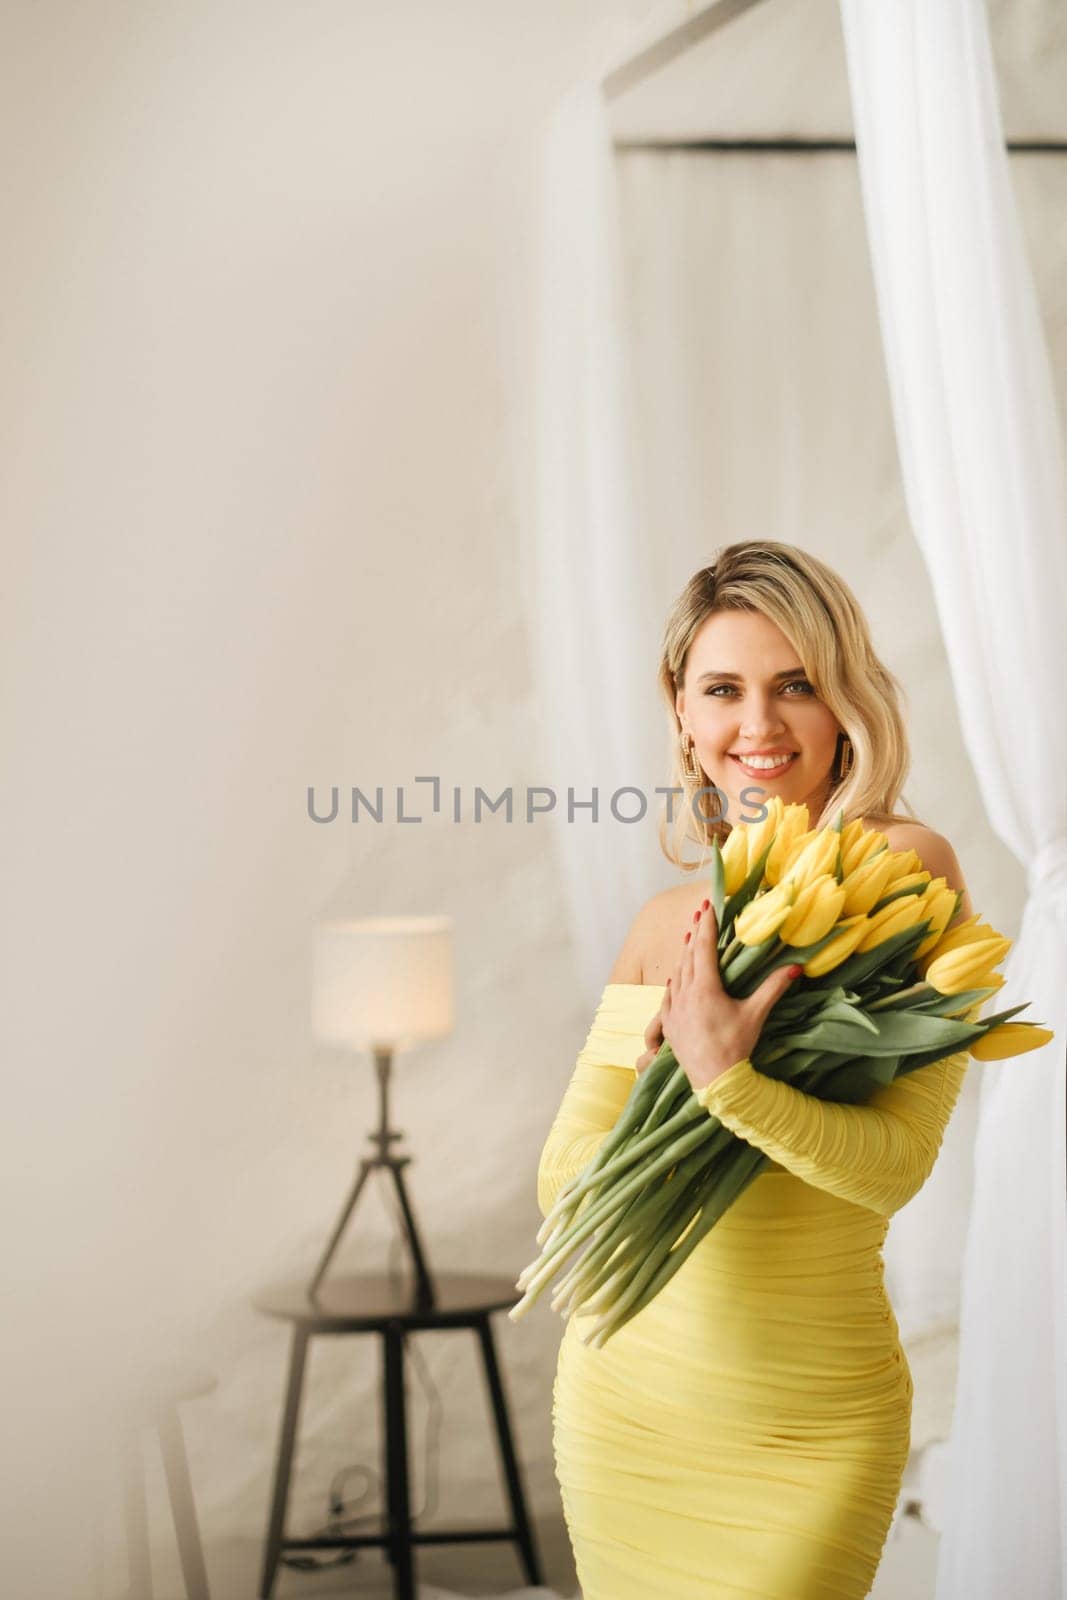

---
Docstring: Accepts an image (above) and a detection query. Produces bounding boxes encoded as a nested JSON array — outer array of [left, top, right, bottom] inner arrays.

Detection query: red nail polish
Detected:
[[788, 964, 803, 979], [702, 899, 710, 911], [684, 931, 691, 943]]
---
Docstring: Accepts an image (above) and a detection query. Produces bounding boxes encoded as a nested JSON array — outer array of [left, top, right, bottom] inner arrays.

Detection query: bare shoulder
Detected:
[[873, 818, 974, 921], [608, 876, 711, 986]]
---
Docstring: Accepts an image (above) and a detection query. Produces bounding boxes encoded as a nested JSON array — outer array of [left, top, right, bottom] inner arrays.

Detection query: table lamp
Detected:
[[309, 914, 454, 1308]]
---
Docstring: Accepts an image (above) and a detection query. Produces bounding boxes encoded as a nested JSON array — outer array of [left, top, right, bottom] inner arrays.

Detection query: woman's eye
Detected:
[[703, 681, 814, 697]]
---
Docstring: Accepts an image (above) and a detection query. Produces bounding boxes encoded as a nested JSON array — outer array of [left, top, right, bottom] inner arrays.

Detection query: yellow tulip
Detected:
[[918, 918, 1007, 976], [854, 894, 930, 953], [780, 830, 841, 893], [734, 879, 797, 946], [913, 886, 963, 959], [779, 874, 847, 946], [924, 938, 1012, 995], [840, 826, 888, 877], [764, 803, 812, 886], [885, 847, 923, 880], [884, 870, 932, 897], [777, 827, 817, 874], [912, 875, 949, 911], [801, 914, 869, 977], [840, 850, 898, 916], [838, 817, 869, 855], [969, 1023, 1054, 1060], [931, 912, 983, 943], [739, 795, 785, 878], [944, 976, 1005, 1019], [933, 916, 1002, 954], [720, 825, 751, 896]]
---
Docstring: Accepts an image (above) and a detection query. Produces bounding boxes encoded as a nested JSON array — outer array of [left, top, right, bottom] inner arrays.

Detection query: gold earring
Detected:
[[837, 734, 855, 780], [679, 729, 701, 784], [680, 731, 724, 826]]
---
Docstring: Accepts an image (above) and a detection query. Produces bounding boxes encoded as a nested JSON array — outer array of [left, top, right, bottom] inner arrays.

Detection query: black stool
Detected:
[[254, 1272, 543, 1600]]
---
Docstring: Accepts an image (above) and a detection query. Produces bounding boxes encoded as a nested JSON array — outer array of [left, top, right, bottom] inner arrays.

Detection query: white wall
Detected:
[[0, 3, 659, 1595]]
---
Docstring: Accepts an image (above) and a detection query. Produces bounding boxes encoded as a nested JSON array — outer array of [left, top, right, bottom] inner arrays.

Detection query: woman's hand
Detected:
[[634, 1007, 666, 1077], [660, 901, 802, 1093]]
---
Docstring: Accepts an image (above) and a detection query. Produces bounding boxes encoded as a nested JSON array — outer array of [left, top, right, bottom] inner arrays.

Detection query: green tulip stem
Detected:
[[585, 1143, 771, 1347], [580, 1169, 721, 1342], [513, 1117, 721, 1306], [535, 1053, 685, 1244], [554, 1125, 738, 1311]]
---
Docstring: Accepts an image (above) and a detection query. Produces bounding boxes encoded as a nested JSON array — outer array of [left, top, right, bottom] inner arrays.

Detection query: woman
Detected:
[[538, 542, 974, 1600]]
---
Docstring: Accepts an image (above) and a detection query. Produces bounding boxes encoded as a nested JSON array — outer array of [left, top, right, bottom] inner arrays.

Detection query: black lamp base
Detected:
[[308, 1047, 436, 1309]]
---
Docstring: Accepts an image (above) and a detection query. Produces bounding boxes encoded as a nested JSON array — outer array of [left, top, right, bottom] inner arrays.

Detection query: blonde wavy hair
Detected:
[[657, 541, 919, 872]]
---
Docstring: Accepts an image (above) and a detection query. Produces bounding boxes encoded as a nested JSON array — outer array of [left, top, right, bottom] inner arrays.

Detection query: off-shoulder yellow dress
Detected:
[[538, 983, 970, 1600]]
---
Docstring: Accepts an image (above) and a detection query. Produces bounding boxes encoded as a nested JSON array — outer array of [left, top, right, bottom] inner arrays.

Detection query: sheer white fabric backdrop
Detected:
[[839, 3, 1067, 1595], [518, 78, 671, 1013]]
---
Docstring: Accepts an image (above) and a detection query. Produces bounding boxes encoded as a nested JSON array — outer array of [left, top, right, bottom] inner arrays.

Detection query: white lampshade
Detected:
[[311, 915, 454, 1051]]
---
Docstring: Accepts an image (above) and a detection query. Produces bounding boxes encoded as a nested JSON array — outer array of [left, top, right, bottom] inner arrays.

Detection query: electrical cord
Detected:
[[281, 1168, 446, 1572]]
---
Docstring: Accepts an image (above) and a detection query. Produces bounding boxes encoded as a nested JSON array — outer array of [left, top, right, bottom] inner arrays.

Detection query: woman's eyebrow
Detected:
[[696, 667, 807, 683]]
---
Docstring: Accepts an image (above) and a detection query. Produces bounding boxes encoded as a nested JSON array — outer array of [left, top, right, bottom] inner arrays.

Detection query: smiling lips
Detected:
[[729, 752, 798, 775]]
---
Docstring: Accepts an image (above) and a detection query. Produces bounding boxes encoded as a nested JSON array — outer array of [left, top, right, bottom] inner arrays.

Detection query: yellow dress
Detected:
[[538, 983, 970, 1600]]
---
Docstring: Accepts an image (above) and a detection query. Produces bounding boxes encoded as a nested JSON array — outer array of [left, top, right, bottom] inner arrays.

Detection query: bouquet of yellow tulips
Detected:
[[510, 799, 1052, 1348]]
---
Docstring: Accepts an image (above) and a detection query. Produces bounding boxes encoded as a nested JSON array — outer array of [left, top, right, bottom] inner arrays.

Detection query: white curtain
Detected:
[[518, 78, 668, 1010], [839, 3, 1067, 1595]]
